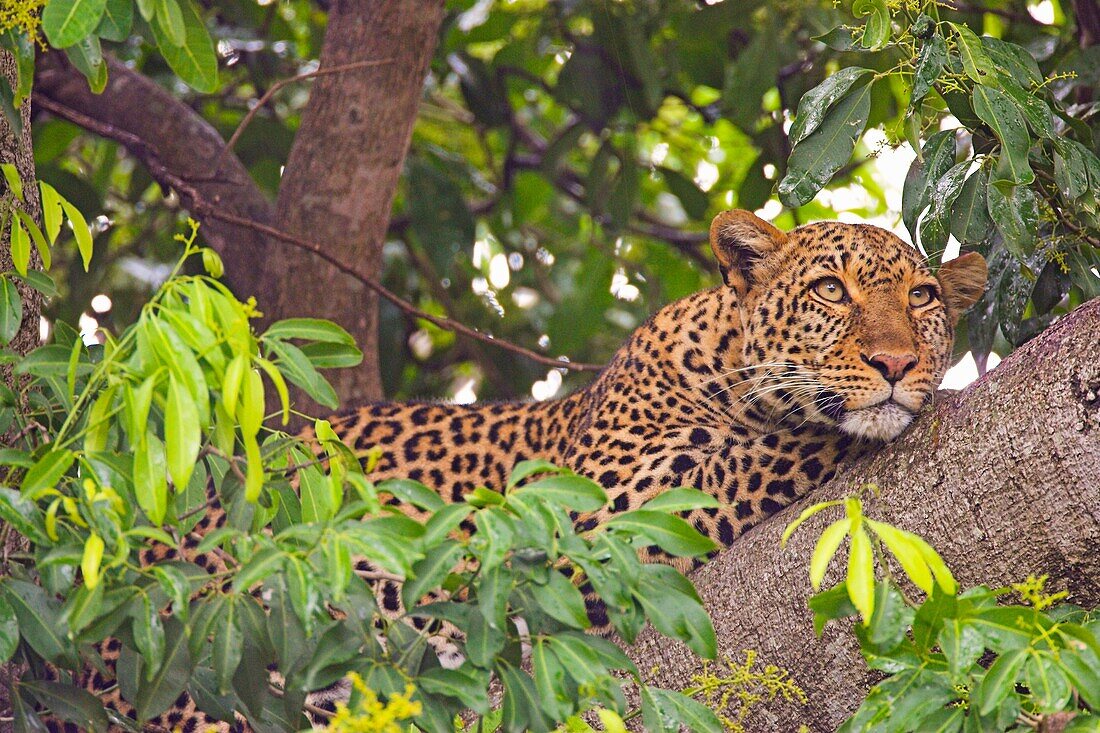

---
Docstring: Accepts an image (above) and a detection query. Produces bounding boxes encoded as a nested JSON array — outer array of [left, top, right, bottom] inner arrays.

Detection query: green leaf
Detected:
[[10, 213, 29, 276], [981, 36, 1042, 86], [1026, 652, 1072, 712], [532, 637, 573, 721], [42, 0, 107, 48], [854, 0, 890, 49], [213, 596, 243, 693], [378, 478, 445, 512], [911, 35, 946, 106], [951, 23, 996, 82], [20, 681, 109, 731], [478, 563, 511, 631], [778, 82, 872, 208], [133, 434, 168, 524], [13, 271, 59, 299], [1, 580, 73, 665], [788, 68, 873, 147], [506, 459, 567, 489], [466, 606, 505, 668], [809, 518, 851, 590], [903, 129, 956, 237], [660, 167, 709, 220], [421, 502, 473, 548], [473, 507, 514, 570], [418, 667, 490, 715], [997, 77, 1055, 139], [155, 0, 185, 45], [164, 372, 200, 492], [402, 541, 463, 610], [0, 594, 17, 662], [135, 617, 192, 720], [96, 0, 133, 40], [846, 526, 875, 625], [64, 36, 107, 94], [536, 569, 591, 630], [972, 85, 1034, 186], [512, 474, 607, 512], [644, 687, 724, 733], [640, 487, 720, 514], [232, 547, 283, 592], [978, 647, 1027, 715], [0, 276, 22, 345], [267, 338, 338, 409], [938, 618, 985, 681], [148, 0, 218, 93], [264, 318, 356, 345], [635, 565, 716, 658], [59, 197, 94, 270], [607, 509, 717, 557], [0, 488, 48, 544], [21, 449, 75, 496], [498, 661, 549, 733], [951, 168, 994, 245], [986, 182, 1038, 258]]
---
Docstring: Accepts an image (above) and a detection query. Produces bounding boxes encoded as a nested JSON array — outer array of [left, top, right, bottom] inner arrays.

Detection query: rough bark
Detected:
[[0, 47, 41, 726], [33, 53, 276, 299], [261, 0, 446, 407], [629, 297, 1100, 732]]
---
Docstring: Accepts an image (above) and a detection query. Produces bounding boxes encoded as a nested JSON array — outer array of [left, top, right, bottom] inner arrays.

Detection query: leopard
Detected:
[[57, 210, 987, 732]]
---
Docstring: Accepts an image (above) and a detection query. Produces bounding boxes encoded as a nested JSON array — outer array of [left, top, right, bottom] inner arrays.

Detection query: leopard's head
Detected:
[[710, 210, 988, 441]]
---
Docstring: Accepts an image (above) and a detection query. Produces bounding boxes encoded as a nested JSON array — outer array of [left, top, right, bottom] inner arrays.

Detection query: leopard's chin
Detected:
[[837, 401, 914, 441]]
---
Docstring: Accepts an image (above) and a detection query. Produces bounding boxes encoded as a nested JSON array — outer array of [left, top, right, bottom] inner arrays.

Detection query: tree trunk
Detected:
[[262, 0, 447, 408], [0, 47, 42, 726], [629, 297, 1100, 732]]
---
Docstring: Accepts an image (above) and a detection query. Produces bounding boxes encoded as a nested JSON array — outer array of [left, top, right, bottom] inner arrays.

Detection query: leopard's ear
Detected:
[[937, 251, 988, 320], [710, 210, 788, 297]]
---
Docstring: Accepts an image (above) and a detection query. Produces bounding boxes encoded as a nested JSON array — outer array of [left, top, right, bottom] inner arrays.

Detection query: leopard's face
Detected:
[[711, 212, 988, 441]]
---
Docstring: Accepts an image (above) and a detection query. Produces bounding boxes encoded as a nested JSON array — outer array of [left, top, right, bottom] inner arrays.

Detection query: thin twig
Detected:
[[33, 95, 605, 373], [217, 58, 395, 172]]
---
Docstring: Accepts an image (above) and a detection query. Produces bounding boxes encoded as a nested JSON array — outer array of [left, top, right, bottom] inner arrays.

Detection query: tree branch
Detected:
[[630, 298, 1100, 731], [32, 52, 275, 299]]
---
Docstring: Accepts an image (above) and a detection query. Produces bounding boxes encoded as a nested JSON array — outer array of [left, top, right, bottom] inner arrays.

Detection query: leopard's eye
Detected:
[[909, 285, 937, 308], [812, 277, 848, 303]]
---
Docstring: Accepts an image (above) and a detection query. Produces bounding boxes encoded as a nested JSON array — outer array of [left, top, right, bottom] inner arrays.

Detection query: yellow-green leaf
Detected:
[[908, 532, 958, 594], [238, 368, 264, 438], [10, 214, 29, 276], [81, 534, 105, 589], [165, 373, 200, 492], [59, 198, 93, 271], [16, 211, 50, 270], [220, 354, 246, 420], [810, 518, 851, 590], [243, 433, 263, 502], [951, 23, 996, 82], [1, 163, 23, 201], [39, 182, 63, 245], [781, 499, 844, 548], [866, 519, 935, 595], [253, 357, 289, 426], [847, 526, 875, 625]]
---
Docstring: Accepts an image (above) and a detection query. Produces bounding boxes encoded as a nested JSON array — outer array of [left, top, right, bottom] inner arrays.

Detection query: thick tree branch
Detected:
[[32, 52, 275, 298], [630, 298, 1100, 731]]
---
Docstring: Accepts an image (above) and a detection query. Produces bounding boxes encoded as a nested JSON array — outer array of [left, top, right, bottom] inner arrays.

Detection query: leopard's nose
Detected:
[[862, 352, 917, 384]]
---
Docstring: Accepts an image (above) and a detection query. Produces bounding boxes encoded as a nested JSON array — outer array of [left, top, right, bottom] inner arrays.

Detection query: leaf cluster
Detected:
[[786, 499, 1100, 733], [1, 222, 727, 731]]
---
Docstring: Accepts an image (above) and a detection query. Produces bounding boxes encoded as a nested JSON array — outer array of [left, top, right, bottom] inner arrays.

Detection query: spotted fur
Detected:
[[58, 211, 986, 732]]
